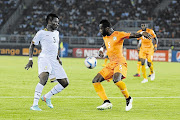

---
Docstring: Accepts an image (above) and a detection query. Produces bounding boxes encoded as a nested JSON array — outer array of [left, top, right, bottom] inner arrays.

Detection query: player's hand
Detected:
[[25, 60, 33, 70], [154, 47, 157, 52], [98, 50, 104, 58], [142, 32, 152, 40]]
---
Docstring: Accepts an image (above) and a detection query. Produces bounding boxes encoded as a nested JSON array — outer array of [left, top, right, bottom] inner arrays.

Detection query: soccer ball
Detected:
[[84, 57, 97, 69]]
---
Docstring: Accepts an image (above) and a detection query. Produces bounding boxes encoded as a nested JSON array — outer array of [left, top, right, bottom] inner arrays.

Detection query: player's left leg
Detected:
[[133, 57, 141, 77], [113, 72, 133, 111], [147, 54, 155, 80], [42, 78, 69, 108]]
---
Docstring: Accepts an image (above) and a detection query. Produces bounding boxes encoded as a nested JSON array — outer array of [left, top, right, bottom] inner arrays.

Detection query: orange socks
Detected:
[[137, 61, 141, 74], [93, 83, 108, 101], [142, 65, 147, 79], [115, 81, 129, 99]]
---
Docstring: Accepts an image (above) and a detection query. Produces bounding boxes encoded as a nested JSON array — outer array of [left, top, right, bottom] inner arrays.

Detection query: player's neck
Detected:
[[108, 29, 114, 36], [46, 25, 54, 31]]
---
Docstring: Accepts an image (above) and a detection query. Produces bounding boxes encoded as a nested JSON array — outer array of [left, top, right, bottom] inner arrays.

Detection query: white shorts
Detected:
[[38, 57, 68, 80]]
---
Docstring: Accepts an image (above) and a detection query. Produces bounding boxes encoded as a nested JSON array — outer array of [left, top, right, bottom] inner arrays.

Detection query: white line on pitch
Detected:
[[0, 96, 180, 99]]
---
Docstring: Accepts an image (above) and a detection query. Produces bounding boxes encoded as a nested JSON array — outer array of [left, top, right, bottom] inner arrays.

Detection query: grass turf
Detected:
[[0, 56, 180, 120]]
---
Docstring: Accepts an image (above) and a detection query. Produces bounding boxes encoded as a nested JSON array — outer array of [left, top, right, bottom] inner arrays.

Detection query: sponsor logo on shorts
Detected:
[[176, 51, 180, 62]]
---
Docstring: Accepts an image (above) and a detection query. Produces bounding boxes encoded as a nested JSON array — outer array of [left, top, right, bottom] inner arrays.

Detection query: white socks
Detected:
[[45, 84, 64, 99], [33, 83, 44, 106]]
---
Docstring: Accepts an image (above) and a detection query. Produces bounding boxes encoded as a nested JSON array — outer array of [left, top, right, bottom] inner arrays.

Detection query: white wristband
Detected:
[[99, 47, 104, 52], [29, 58, 33, 60]]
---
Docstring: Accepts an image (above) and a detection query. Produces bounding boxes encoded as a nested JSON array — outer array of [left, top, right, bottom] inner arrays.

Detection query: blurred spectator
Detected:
[[1, 0, 179, 38]]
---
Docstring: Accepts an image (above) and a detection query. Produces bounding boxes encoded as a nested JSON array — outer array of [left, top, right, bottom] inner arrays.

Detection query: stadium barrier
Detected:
[[0, 43, 68, 57], [72, 48, 173, 62], [171, 50, 180, 62]]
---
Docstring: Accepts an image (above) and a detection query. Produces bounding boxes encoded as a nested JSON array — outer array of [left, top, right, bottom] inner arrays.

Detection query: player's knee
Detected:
[[113, 73, 122, 83], [92, 73, 104, 83], [39, 72, 49, 86], [140, 59, 145, 65], [147, 62, 151, 67], [57, 78, 69, 88]]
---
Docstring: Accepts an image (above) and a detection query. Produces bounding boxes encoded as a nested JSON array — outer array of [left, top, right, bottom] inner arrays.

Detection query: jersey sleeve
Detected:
[[150, 29, 157, 38], [119, 32, 131, 40], [32, 30, 42, 45]]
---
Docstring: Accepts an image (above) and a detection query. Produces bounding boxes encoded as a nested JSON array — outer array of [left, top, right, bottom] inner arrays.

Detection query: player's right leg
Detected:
[[92, 73, 112, 110], [30, 72, 49, 111], [134, 57, 141, 77], [140, 58, 148, 83]]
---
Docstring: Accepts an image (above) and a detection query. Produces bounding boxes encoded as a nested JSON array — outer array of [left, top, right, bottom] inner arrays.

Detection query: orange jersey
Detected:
[[103, 31, 131, 63], [137, 28, 156, 49]]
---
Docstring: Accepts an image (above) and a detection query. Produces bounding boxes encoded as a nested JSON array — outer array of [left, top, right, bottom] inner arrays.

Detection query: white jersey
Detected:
[[32, 29, 59, 59], [32, 29, 67, 79]]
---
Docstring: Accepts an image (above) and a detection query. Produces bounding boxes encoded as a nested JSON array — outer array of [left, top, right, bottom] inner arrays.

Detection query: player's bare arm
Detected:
[[57, 41, 62, 65], [137, 39, 141, 51], [98, 42, 105, 58], [129, 32, 152, 39], [25, 42, 35, 70], [153, 37, 158, 52]]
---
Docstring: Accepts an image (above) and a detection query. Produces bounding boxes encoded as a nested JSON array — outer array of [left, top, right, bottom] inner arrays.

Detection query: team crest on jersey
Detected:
[[176, 51, 180, 62], [113, 37, 117, 41]]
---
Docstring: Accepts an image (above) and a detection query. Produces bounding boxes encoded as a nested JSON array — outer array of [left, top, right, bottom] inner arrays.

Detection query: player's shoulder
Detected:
[[147, 28, 155, 34], [147, 28, 154, 32], [36, 29, 46, 34], [137, 29, 142, 33], [116, 31, 129, 34], [53, 30, 59, 34]]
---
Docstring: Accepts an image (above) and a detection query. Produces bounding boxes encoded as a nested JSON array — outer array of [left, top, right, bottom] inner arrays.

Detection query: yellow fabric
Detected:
[[115, 81, 129, 98], [44, 28, 48, 31], [104, 58, 108, 64], [60, 42, 63, 49], [142, 65, 147, 79], [137, 61, 141, 74], [93, 83, 108, 101]]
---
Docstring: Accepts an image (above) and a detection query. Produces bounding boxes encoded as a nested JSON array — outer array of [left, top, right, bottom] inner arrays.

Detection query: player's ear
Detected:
[[105, 27, 110, 31]]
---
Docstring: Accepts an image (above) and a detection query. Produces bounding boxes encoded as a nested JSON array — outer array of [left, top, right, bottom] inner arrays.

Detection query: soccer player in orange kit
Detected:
[[137, 23, 158, 83], [92, 20, 152, 111]]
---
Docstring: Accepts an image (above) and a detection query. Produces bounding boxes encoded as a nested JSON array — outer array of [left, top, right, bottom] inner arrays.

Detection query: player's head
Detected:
[[46, 13, 59, 30], [99, 19, 112, 36], [141, 23, 148, 31]]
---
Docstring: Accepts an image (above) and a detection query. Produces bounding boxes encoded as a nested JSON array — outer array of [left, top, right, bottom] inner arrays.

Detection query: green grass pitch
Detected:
[[0, 56, 180, 120]]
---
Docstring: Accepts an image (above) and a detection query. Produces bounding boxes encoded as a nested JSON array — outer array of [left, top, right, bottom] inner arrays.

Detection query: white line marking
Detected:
[[0, 96, 180, 99]]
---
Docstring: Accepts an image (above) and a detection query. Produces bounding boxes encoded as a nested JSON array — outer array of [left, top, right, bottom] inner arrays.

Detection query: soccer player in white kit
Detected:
[[25, 14, 69, 111]]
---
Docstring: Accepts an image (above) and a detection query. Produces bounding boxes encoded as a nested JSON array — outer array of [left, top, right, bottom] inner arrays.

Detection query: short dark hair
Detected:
[[100, 19, 111, 28], [46, 13, 59, 23]]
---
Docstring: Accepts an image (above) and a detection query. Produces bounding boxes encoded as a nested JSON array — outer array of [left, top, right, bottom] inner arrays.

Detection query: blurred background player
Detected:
[[93, 19, 152, 111], [133, 40, 141, 77], [25, 13, 69, 111], [137, 23, 158, 83]]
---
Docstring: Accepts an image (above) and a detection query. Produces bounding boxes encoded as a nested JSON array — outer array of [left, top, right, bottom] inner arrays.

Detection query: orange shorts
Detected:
[[99, 62, 127, 82], [139, 48, 154, 62]]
